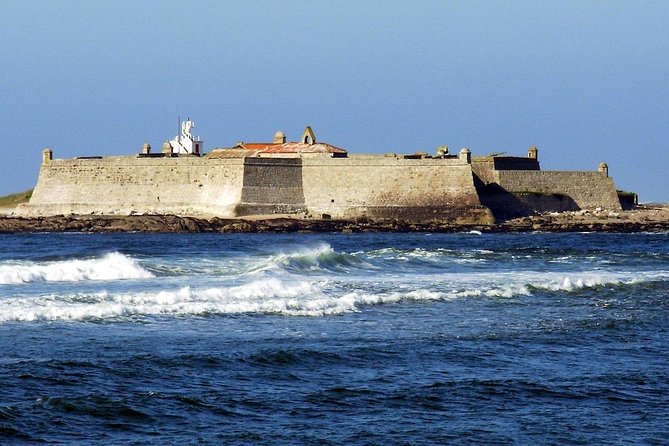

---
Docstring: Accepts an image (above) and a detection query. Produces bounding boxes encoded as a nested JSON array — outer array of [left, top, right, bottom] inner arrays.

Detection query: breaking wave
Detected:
[[0, 253, 153, 284], [0, 281, 449, 322], [1, 270, 666, 322], [0, 279, 332, 321], [451, 270, 667, 297], [250, 243, 375, 274]]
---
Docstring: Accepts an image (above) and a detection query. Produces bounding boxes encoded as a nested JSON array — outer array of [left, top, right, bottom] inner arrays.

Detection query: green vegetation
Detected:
[[0, 189, 33, 208]]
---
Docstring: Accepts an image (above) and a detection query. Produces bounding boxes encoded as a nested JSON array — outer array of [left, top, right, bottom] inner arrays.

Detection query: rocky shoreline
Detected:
[[1, 206, 668, 233]]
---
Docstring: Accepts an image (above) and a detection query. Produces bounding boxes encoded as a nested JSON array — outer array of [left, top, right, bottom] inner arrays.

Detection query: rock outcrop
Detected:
[[1, 206, 667, 233]]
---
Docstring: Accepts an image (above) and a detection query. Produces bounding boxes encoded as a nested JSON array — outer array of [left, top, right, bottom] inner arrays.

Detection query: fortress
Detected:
[[18, 120, 630, 223]]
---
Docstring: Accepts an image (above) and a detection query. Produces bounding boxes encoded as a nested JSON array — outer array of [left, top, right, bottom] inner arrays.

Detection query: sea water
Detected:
[[0, 232, 667, 445]]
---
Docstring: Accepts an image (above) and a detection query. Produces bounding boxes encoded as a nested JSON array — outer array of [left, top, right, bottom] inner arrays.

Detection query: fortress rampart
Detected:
[[18, 123, 626, 223], [472, 153, 622, 217], [301, 155, 486, 221], [22, 152, 492, 223], [494, 170, 621, 209], [24, 156, 245, 217]]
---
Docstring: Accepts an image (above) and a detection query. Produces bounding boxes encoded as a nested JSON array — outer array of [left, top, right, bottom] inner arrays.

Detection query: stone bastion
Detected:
[[16, 126, 626, 223]]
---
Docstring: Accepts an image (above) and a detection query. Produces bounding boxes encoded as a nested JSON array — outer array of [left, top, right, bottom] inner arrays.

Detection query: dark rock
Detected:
[[1, 211, 668, 234]]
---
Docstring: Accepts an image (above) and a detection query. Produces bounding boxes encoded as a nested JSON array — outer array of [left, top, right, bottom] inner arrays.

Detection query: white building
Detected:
[[166, 118, 203, 155]]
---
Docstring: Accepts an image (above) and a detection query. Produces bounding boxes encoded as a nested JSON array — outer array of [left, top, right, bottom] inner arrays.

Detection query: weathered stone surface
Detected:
[[493, 170, 622, 210], [18, 157, 245, 217], [18, 153, 494, 224], [472, 154, 623, 219], [16, 141, 628, 225], [300, 155, 485, 221]]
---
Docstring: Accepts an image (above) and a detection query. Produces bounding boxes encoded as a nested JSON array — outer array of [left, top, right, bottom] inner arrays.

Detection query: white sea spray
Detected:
[[1, 234, 668, 323], [0, 252, 153, 284]]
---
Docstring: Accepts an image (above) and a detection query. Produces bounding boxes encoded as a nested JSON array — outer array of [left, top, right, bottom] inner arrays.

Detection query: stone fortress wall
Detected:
[[22, 150, 493, 223], [494, 170, 621, 210], [472, 150, 622, 218], [24, 155, 245, 217], [301, 154, 490, 222], [238, 157, 305, 216], [18, 124, 626, 223]]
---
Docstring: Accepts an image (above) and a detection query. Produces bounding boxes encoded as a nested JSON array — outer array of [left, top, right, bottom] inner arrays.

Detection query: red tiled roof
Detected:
[[240, 143, 281, 150], [238, 141, 347, 154]]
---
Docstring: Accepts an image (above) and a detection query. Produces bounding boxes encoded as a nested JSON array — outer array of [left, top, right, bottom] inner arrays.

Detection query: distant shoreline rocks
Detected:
[[0, 206, 667, 233]]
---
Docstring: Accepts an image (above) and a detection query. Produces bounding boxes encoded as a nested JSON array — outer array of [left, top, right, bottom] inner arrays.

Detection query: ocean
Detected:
[[0, 232, 667, 445]]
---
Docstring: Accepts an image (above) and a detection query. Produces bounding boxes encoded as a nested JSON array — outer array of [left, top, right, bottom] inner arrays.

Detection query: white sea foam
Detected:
[[0, 288, 437, 322], [367, 247, 453, 262], [1, 267, 666, 322], [0, 277, 547, 322], [0, 252, 153, 284], [473, 270, 669, 295], [452, 271, 621, 295], [425, 269, 668, 301], [542, 275, 614, 291], [0, 278, 332, 321]]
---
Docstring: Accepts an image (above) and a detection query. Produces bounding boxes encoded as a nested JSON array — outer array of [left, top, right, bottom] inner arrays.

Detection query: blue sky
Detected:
[[2, 0, 668, 202]]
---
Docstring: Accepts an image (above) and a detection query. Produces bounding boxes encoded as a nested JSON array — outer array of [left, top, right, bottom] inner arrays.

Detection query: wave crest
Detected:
[[1, 258, 667, 322], [252, 243, 374, 274], [0, 252, 153, 284]]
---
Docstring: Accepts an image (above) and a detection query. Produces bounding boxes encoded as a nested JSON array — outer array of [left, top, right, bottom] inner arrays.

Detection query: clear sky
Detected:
[[2, 0, 667, 202]]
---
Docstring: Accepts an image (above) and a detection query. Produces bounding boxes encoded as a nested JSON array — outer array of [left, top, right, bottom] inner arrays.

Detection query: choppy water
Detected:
[[0, 232, 667, 445]]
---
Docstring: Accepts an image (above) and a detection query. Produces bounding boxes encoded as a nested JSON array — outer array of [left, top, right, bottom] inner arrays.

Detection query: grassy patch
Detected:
[[0, 189, 33, 208]]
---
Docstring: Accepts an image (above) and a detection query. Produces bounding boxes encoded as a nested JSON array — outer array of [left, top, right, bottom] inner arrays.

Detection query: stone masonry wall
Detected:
[[20, 151, 619, 222], [472, 157, 540, 186], [301, 155, 492, 222], [471, 159, 498, 185], [21, 154, 492, 222], [495, 170, 622, 210], [20, 157, 245, 217], [238, 157, 305, 215]]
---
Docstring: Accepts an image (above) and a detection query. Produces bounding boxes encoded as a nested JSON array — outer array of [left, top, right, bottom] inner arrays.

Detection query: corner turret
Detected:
[[598, 162, 609, 177], [459, 148, 471, 164], [42, 147, 53, 165]]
